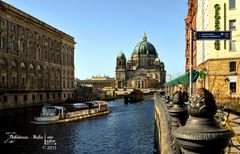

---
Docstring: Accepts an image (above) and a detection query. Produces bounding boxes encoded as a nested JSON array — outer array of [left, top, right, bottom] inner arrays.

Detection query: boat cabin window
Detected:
[[42, 107, 59, 116]]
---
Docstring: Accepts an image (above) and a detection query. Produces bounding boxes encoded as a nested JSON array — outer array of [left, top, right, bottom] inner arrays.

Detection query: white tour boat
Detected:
[[31, 101, 110, 124]]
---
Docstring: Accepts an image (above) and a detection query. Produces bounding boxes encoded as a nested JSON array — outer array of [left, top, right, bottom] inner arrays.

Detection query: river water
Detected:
[[0, 98, 155, 154]]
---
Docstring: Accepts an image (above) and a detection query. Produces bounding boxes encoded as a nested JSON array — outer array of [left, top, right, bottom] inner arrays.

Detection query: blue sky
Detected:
[[3, 0, 187, 80]]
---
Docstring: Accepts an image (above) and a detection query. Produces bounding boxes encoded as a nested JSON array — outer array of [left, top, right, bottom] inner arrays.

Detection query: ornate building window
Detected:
[[11, 60, 16, 67], [66, 47, 69, 65], [44, 65, 48, 71], [20, 62, 25, 68], [22, 76, 26, 86], [11, 36, 18, 52], [12, 77, 16, 85], [11, 25, 16, 32], [62, 53, 65, 65], [37, 65, 41, 71], [0, 58, 5, 65], [0, 19, 5, 29], [29, 64, 34, 70], [28, 41, 32, 55], [56, 52, 59, 63], [0, 60, 7, 84], [0, 33, 6, 49], [37, 76, 43, 88], [51, 51, 54, 61], [1, 75, 5, 84]]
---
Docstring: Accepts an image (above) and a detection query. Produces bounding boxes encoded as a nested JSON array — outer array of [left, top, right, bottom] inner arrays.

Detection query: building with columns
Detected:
[[76, 76, 115, 89], [0, 1, 75, 109], [115, 33, 166, 89]]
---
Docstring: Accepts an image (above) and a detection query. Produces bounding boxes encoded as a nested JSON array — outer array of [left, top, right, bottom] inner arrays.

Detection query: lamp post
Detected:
[[189, 29, 194, 97]]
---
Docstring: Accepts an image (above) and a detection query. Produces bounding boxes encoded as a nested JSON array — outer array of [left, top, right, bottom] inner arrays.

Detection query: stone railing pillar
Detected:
[[166, 95, 174, 109], [168, 92, 188, 154], [174, 88, 233, 154]]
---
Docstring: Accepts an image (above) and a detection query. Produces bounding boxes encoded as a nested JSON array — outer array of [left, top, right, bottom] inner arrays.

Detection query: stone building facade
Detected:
[[76, 76, 115, 89], [195, 0, 240, 102], [185, 0, 198, 72], [76, 76, 115, 99], [0, 1, 75, 109], [115, 33, 166, 89]]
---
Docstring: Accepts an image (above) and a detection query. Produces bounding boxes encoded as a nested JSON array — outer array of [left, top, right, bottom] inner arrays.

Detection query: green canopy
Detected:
[[164, 70, 199, 87]]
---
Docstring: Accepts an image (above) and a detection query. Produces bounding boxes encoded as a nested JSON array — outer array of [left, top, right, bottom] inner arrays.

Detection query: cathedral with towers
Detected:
[[115, 33, 166, 89]]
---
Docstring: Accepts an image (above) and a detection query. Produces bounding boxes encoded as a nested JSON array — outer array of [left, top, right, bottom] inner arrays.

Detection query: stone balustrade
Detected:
[[154, 88, 234, 154]]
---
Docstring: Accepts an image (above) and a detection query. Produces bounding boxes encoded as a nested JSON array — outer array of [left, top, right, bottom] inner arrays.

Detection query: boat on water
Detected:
[[31, 101, 110, 124], [124, 89, 143, 103]]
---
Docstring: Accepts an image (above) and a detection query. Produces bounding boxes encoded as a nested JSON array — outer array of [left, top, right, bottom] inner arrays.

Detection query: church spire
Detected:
[[143, 32, 147, 41]]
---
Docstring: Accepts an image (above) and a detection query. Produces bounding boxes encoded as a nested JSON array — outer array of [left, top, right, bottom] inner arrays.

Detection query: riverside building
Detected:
[[0, 1, 75, 109], [196, 0, 240, 102]]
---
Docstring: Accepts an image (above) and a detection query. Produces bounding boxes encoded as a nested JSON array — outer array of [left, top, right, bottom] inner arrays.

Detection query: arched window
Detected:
[[29, 64, 33, 70], [20, 62, 25, 68], [11, 60, 16, 67], [11, 36, 17, 52]]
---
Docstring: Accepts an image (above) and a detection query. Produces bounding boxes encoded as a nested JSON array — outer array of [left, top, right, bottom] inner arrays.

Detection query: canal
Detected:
[[0, 97, 155, 154]]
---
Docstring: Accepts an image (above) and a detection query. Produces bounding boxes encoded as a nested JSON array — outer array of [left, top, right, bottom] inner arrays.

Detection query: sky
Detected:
[[2, 0, 188, 80]]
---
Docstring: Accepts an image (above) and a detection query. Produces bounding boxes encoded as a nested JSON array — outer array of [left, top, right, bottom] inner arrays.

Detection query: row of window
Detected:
[[0, 19, 73, 51], [0, 19, 74, 66], [0, 37, 73, 66], [2, 93, 73, 103], [1, 75, 73, 89], [0, 59, 74, 77]]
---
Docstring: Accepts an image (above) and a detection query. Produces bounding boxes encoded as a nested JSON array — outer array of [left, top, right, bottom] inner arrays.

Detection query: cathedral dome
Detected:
[[133, 33, 157, 56], [117, 51, 126, 59]]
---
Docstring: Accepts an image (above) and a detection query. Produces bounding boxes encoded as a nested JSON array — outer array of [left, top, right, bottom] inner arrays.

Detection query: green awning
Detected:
[[164, 70, 199, 87]]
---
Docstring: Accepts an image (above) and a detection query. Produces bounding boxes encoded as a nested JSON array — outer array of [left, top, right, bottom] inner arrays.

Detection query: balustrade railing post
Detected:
[[168, 91, 188, 154], [174, 88, 234, 154]]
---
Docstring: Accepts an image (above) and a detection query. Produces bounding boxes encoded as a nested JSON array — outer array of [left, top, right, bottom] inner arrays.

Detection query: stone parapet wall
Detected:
[[154, 94, 172, 154]]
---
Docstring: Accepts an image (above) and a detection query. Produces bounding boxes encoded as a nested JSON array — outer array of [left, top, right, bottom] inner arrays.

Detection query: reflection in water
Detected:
[[0, 98, 155, 154]]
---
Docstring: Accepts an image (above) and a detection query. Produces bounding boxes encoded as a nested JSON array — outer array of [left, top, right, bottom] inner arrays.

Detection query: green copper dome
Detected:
[[133, 33, 157, 56], [117, 51, 126, 59]]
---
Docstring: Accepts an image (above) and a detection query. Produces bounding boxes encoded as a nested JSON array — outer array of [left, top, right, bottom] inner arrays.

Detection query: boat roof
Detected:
[[43, 105, 62, 110], [72, 103, 88, 107]]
